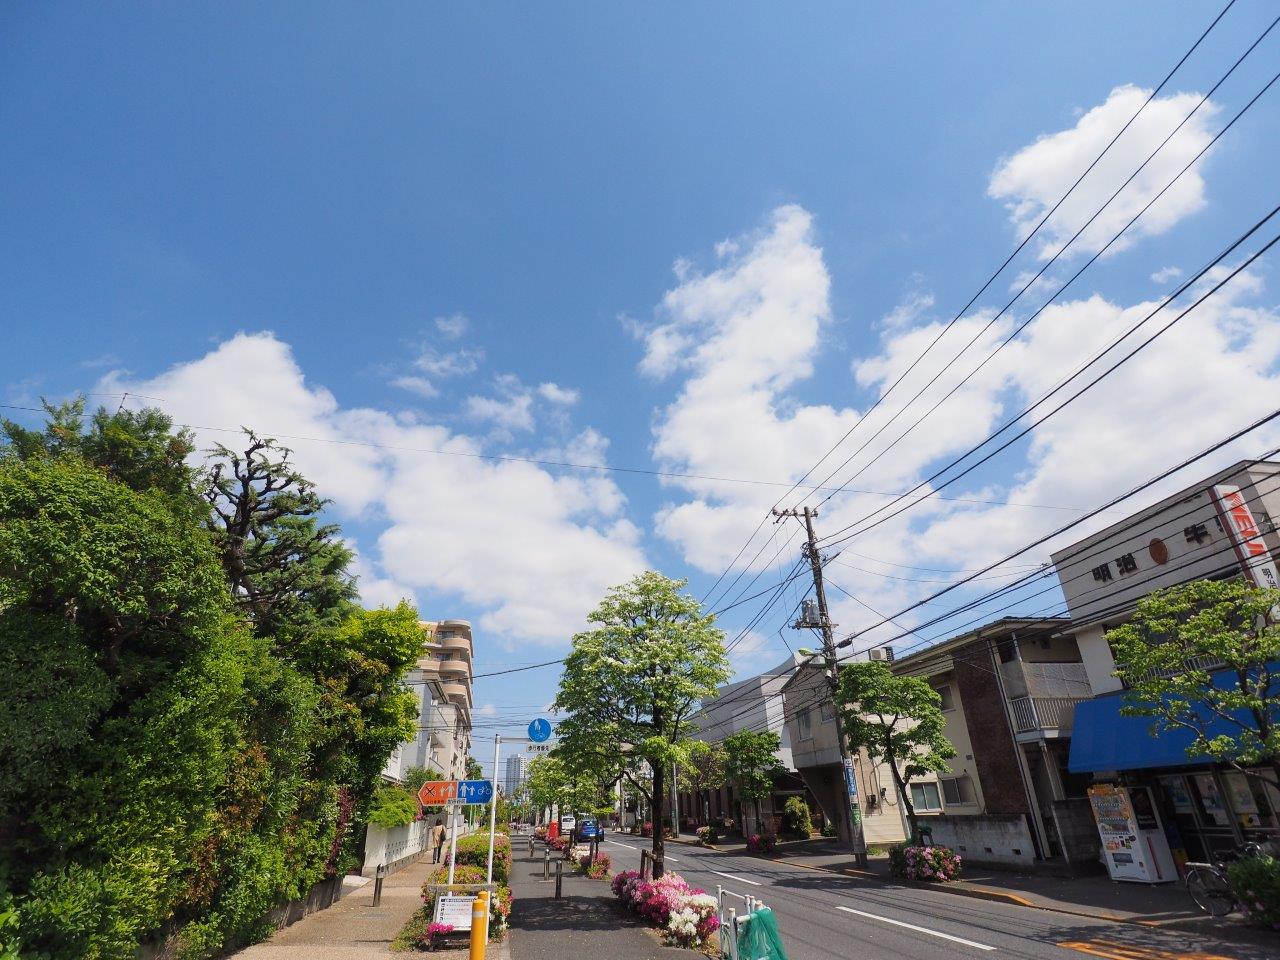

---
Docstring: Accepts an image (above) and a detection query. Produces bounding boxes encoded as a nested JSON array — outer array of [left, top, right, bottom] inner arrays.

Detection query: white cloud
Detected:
[[476, 703, 498, 717], [537, 382, 579, 406], [417, 346, 484, 379], [435, 313, 469, 339], [989, 85, 1217, 260], [464, 393, 534, 434], [99, 332, 648, 647], [1151, 265, 1183, 283], [392, 375, 440, 399]]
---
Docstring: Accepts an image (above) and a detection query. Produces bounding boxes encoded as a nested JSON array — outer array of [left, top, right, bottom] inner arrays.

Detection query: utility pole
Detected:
[[773, 505, 869, 869]]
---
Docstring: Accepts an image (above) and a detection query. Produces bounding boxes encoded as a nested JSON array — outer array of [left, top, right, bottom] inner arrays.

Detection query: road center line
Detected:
[[708, 869, 761, 886], [605, 839, 678, 862], [835, 906, 995, 951]]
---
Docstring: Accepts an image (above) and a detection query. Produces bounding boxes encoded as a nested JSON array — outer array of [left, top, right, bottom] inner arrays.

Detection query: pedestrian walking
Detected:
[[431, 818, 446, 864]]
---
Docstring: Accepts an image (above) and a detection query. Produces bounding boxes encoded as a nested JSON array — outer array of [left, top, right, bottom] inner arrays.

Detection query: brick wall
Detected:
[[954, 640, 1030, 816]]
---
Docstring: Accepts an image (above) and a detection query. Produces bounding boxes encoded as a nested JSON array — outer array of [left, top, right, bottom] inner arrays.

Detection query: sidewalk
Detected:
[[229, 857, 436, 959], [507, 845, 674, 960], [676, 835, 1269, 937]]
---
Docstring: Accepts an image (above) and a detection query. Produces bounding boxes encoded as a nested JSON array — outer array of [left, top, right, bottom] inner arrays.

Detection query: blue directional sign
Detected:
[[451, 779, 493, 805], [528, 717, 552, 743]]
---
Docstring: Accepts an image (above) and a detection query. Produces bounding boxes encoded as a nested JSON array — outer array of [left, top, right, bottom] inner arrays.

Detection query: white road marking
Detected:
[[709, 869, 761, 886], [605, 839, 678, 862], [835, 906, 996, 951]]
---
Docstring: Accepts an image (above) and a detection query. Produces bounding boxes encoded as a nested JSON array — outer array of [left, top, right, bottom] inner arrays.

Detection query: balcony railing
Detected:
[[1009, 695, 1087, 734]]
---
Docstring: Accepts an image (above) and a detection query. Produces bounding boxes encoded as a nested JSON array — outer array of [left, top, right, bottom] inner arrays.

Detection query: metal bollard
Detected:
[[468, 890, 489, 960], [372, 863, 387, 907], [555, 858, 563, 899], [543, 849, 550, 879]]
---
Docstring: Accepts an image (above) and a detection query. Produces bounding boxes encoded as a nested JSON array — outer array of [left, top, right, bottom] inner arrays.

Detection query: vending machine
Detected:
[[1087, 784, 1178, 883]]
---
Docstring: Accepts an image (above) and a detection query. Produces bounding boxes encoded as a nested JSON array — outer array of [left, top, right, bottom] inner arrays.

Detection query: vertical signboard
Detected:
[[1211, 484, 1280, 589]]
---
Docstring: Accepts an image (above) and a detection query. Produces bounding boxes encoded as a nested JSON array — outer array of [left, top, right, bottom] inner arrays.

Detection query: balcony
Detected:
[[440, 633, 472, 657], [1009, 695, 1088, 739], [442, 680, 471, 706], [1000, 660, 1091, 699], [439, 655, 470, 678]]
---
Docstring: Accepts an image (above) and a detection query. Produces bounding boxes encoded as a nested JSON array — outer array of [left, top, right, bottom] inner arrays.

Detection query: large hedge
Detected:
[[0, 409, 421, 959]]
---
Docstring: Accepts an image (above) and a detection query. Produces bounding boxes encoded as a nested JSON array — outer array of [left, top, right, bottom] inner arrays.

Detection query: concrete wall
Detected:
[[1052, 798, 1103, 865], [362, 818, 431, 876], [920, 814, 1037, 868]]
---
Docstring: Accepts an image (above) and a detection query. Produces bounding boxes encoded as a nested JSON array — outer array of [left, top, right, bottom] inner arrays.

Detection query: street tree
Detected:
[[554, 572, 730, 876], [836, 660, 955, 838], [723, 730, 785, 837], [1110, 578, 1280, 789], [677, 740, 727, 825]]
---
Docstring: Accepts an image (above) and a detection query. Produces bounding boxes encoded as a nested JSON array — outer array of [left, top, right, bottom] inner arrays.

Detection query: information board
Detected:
[[433, 894, 475, 931]]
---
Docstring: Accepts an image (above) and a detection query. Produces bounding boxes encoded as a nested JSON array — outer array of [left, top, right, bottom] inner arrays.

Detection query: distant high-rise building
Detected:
[[505, 753, 528, 797]]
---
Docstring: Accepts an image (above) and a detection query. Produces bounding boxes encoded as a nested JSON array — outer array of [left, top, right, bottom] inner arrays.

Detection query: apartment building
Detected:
[[891, 618, 1099, 868], [382, 619, 475, 784], [504, 754, 528, 798], [1053, 460, 1280, 862], [779, 653, 909, 848]]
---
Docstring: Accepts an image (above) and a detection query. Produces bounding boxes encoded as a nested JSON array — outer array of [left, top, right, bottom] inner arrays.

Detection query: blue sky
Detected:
[[4, 3, 1280, 761]]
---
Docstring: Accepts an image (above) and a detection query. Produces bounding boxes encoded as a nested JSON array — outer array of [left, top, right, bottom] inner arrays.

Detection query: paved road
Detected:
[[601, 835, 1273, 960]]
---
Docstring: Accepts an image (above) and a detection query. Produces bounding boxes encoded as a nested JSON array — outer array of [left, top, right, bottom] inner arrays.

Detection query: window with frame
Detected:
[[798, 708, 813, 741], [820, 702, 835, 722], [910, 782, 943, 812], [935, 683, 955, 711], [940, 776, 974, 805]]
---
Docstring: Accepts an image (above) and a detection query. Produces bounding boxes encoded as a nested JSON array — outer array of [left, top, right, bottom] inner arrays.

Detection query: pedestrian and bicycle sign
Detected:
[[527, 717, 552, 742], [418, 779, 494, 806]]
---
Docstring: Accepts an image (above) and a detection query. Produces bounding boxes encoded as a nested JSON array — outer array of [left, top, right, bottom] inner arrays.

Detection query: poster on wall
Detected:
[[1192, 774, 1231, 827], [1159, 776, 1195, 814]]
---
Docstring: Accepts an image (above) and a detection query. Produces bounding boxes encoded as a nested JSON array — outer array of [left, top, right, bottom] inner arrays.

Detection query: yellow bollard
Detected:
[[468, 890, 489, 960]]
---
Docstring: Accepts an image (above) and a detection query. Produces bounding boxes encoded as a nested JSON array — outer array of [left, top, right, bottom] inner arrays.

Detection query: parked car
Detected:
[[559, 813, 576, 837], [577, 815, 605, 842]]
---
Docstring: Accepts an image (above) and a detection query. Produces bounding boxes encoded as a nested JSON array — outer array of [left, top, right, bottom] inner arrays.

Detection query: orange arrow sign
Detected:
[[418, 780, 458, 806]]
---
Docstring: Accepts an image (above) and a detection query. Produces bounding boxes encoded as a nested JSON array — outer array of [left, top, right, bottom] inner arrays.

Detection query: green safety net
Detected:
[[736, 907, 788, 960]]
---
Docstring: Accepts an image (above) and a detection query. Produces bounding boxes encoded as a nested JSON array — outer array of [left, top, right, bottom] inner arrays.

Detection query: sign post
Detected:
[[486, 735, 501, 883]]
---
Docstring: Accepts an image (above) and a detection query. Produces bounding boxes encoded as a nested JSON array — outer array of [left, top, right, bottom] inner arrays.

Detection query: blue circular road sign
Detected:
[[528, 718, 552, 743]]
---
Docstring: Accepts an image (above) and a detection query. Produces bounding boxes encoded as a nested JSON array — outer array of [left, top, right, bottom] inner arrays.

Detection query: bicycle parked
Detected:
[[1184, 842, 1265, 917]]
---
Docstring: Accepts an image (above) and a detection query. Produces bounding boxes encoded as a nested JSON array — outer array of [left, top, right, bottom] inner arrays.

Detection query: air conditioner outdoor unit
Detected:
[[868, 646, 894, 662]]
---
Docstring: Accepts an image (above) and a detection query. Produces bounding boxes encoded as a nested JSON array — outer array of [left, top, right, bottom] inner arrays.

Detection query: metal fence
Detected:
[[716, 884, 770, 960]]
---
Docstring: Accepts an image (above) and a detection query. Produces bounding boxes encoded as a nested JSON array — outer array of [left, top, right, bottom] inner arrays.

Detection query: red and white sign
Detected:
[[1211, 484, 1280, 590], [418, 780, 459, 806]]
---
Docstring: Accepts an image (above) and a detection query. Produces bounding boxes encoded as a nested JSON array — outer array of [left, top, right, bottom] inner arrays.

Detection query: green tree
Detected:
[[1, 398, 197, 500], [676, 741, 727, 825], [723, 730, 784, 836], [203, 433, 356, 636], [465, 756, 484, 781], [1109, 578, 1280, 789], [403, 765, 445, 796], [836, 660, 955, 838], [554, 572, 730, 876]]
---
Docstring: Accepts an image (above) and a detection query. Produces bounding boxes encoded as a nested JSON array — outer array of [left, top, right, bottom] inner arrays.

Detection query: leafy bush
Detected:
[[1228, 855, 1280, 929], [821, 821, 837, 838], [746, 833, 776, 853], [577, 852, 611, 879], [611, 870, 719, 948], [695, 825, 718, 846], [368, 785, 419, 828], [782, 797, 813, 837], [446, 833, 511, 885], [888, 844, 962, 882]]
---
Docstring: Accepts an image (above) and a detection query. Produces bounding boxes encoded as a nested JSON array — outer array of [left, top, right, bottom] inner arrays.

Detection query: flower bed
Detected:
[[577, 851, 612, 879], [417, 865, 512, 942], [547, 835, 568, 851], [611, 869, 719, 949], [888, 844, 962, 882], [746, 833, 776, 853], [695, 825, 718, 847]]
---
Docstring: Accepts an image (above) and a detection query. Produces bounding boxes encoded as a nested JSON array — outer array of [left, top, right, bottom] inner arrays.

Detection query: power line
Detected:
[[819, 206, 1280, 549], [681, 2, 1239, 617]]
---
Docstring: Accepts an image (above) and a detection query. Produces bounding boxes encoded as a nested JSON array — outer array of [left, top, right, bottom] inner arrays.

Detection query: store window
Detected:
[[1222, 771, 1279, 830], [910, 782, 943, 812]]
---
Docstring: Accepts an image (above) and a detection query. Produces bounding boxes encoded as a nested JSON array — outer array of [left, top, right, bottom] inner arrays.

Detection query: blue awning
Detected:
[[1068, 663, 1278, 773]]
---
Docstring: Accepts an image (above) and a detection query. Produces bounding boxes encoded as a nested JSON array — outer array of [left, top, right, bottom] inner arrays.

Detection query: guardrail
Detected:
[[716, 884, 769, 960]]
